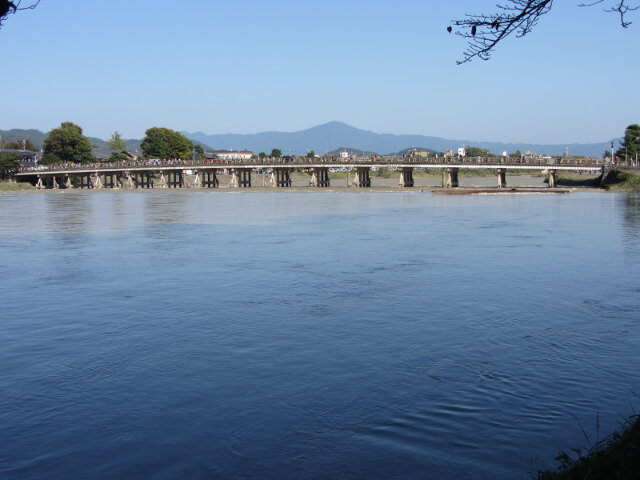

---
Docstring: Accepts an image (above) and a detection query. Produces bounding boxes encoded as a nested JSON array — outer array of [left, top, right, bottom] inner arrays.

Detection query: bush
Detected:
[[41, 153, 62, 165], [537, 415, 640, 480], [0, 153, 20, 179], [108, 152, 130, 163]]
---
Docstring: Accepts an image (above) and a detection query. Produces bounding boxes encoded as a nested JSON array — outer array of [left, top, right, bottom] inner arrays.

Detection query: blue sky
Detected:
[[1, 0, 638, 144]]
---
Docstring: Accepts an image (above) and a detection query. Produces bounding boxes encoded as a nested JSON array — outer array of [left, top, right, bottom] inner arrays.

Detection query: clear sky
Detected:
[[1, 0, 638, 144]]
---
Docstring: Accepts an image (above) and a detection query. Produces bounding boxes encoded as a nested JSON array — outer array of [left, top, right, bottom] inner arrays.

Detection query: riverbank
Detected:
[[0, 181, 35, 192], [601, 170, 640, 192], [537, 415, 640, 479], [554, 170, 640, 192]]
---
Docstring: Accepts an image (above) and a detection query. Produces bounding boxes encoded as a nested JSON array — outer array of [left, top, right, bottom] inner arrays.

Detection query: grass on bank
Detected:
[[0, 181, 34, 191], [554, 172, 602, 188], [602, 171, 640, 192], [536, 415, 640, 480]]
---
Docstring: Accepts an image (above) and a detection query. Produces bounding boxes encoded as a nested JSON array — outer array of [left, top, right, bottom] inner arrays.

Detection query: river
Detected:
[[1, 190, 639, 479]]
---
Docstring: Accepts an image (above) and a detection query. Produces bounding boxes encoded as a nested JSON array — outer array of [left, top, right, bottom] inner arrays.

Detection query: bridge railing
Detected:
[[18, 155, 606, 174]]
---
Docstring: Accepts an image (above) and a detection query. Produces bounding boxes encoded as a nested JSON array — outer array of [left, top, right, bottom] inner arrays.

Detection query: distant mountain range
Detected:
[[2, 122, 617, 157], [184, 121, 616, 157]]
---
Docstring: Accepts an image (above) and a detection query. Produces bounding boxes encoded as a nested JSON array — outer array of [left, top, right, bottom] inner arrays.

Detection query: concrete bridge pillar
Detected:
[[201, 170, 219, 188], [92, 173, 104, 189], [64, 175, 72, 189], [547, 169, 557, 188], [497, 168, 507, 188], [443, 168, 459, 188], [35, 175, 44, 189], [157, 172, 168, 188], [399, 167, 414, 187], [122, 172, 135, 189], [310, 167, 330, 187], [51, 176, 59, 189], [233, 169, 251, 187], [188, 171, 200, 188], [353, 167, 371, 187]]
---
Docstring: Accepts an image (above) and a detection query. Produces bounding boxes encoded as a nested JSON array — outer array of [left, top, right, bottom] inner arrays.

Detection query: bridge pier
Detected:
[[64, 175, 72, 189], [232, 169, 252, 188], [201, 170, 219, 188], [35, 175, 43, 189], [399, 167, 414, 187], [310, 167, 330, 187], [352, 167, 371, 187], [135, 172, 154, 188], [79, 174, 93, 189], [547, 169, 557, 188], [190, 170, 201, 188], [272, 168, 292, 187], [92, 173, 104, 189], [443, 168, 459, 188], [167, 171, 183, 188], [497, 168, 507, 188], [121, 172, 135, 189], [156, 172, 168, 188], [103, 173, 117, 189]]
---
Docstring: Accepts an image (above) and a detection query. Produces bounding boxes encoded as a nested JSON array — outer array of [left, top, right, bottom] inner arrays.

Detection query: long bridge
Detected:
[[14, 156, 606, 189]]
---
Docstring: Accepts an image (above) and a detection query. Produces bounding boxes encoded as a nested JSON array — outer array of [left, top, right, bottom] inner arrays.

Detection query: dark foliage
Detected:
[[537, 415, 640, 479], [0, 1, 39, 29], [450, 0, 639, 63], [0, 152, 20, 178]]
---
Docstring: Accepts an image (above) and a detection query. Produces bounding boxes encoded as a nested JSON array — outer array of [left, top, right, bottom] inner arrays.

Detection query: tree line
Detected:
[[18, 121, 314, 169], [34, 122, 207, 166], [2, 120, 639, 181]]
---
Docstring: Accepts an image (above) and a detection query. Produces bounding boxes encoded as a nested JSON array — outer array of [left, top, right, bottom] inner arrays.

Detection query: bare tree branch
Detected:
[[450, 0, 638, 64], [0, 1, 40, 29]]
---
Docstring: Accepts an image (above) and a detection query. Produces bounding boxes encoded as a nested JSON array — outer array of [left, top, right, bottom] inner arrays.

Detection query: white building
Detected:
[[457, 147, 466, 157]]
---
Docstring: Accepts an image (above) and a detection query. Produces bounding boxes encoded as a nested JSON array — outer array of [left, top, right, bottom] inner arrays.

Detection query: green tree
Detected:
[[43, 122, 95, 164], [258, 152, 267, 158], [616, 124, 640, 162], [141, 127, 191, 159], [307, 150, 316, 158], [0, 152, 20, 179], [108, 131, 126, 150], [3, 139, 36, 151], [191, 142, 205, 160], [510, 149, 522, 158], [108, 152, 130, 163], [465, 146, 492, 157], [270, 148, 282, 158], [41, 153, 62, 165]]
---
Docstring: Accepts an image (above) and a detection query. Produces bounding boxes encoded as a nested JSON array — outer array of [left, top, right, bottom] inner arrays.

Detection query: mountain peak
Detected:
[[306, 121, 357, 132]]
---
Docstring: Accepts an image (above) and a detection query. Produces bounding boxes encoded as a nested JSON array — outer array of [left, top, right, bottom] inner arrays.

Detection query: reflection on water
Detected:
[[622, 193, 640, 240], [44, 193, 93, 234], [1, 191, 640, 480]]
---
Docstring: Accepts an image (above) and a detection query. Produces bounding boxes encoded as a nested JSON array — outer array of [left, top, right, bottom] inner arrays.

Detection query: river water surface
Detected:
[[1, 190, 639, 479]]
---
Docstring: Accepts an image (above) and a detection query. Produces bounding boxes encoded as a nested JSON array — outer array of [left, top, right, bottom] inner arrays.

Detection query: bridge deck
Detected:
[[16, 158, 604, 177]]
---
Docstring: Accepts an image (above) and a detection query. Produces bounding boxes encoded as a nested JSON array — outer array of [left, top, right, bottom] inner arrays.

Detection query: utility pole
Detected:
[[611, 142, 614, 164]]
